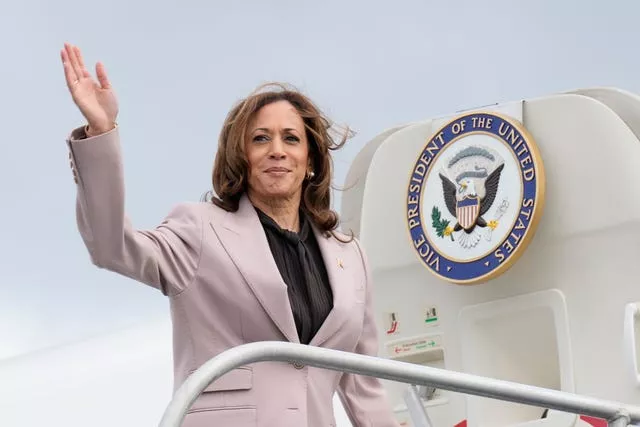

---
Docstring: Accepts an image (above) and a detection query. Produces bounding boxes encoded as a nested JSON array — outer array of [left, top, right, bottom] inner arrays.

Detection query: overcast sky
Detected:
[[1, 0, 640, 424]]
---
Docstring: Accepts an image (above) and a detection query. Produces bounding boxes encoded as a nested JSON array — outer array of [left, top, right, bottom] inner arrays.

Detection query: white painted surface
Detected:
[[342, 88, 640, 426]]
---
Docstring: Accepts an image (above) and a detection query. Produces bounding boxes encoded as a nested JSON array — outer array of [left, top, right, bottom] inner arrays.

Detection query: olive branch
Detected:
[[431, 206, 454, 241]]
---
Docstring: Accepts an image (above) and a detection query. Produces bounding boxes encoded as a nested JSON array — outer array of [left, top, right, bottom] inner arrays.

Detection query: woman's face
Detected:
[[245, 100, 310, 204]]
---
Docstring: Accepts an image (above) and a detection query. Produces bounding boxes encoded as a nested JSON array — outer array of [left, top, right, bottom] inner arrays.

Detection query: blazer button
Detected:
[[292, 362, 305, 370]]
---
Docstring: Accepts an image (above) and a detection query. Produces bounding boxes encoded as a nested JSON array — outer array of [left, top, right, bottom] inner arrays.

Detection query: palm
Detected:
[[74, 78, 118, 127], [61, 43, 119, 133]]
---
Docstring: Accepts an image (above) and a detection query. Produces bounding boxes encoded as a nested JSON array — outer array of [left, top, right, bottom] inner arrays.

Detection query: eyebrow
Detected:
[[252, 127, 301, 134]]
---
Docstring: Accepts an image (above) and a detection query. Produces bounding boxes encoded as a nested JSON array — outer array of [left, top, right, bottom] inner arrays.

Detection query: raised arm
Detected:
[[62, 43, 203, 296], [337, 239, 400, 427]]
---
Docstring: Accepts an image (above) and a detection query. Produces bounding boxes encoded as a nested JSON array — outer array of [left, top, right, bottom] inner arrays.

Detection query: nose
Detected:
[[268, 136, 287, 159]]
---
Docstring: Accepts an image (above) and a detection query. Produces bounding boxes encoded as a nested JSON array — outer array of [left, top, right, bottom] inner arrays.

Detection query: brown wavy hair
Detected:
[[207, 82, 353, 237]]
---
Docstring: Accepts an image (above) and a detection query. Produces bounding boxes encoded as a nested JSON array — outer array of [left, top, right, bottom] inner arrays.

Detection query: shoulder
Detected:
[[325, 229, 369, 269], [167, 200, 226, 217], [166, 201, 208, 218], [328, 232, 373, 290], [162, 201, 225, 229], [350, 236, 370, 274]]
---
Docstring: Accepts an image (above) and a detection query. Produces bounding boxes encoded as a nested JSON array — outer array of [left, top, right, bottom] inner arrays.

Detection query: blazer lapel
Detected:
[[309, 228, 351, 348], [209, 195, 300, 344]]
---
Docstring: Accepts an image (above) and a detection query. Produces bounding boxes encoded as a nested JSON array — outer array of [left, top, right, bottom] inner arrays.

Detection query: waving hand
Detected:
[[61, 43, 118, 136]]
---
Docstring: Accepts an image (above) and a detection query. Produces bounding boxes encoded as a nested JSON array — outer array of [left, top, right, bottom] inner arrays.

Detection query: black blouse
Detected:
[[256, 208, 334, 344]]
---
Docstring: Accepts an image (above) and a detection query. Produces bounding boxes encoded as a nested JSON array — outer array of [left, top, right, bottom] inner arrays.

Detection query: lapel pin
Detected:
[[337, 258, 344, 269]]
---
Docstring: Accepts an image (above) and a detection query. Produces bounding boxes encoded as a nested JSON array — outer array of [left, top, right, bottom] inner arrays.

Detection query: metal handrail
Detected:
[[158, 341, 638, 427]]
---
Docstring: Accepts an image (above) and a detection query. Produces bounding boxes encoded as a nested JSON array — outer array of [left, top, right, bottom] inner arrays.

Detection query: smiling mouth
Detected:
[[264, 168, 290, 173]]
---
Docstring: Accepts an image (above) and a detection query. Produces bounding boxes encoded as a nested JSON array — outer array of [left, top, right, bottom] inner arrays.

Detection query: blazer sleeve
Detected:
[[337, 238, 400, 427], [66, 125, 204, 296]]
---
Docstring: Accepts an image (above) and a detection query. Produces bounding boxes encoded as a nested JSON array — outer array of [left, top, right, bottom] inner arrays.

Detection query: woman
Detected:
[[61, 43, 399, 427]]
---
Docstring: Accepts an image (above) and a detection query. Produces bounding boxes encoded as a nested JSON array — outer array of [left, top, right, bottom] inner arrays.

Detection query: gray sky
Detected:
[[1, 0, 639, 360]]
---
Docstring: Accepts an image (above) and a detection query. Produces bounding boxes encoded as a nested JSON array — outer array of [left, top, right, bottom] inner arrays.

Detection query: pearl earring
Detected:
[[307, 170, 315, 180]]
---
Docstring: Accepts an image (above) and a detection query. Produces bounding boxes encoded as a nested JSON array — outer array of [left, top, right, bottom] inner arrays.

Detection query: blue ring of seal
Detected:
[[406, 112, 539, 282]]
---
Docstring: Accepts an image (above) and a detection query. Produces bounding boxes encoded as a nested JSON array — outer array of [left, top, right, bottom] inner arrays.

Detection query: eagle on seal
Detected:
[[438, 163, 504, 234]]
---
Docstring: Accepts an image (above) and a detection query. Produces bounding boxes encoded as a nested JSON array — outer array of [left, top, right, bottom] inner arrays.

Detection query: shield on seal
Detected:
[[456, 196, 480, 230]]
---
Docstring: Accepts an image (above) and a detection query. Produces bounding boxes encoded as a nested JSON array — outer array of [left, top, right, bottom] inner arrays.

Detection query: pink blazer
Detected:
[[66, 126, 399, 427]]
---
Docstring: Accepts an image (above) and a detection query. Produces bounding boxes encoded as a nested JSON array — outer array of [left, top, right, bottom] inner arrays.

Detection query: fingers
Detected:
[[73, 45, 91, 79], [65, 43, 83, 83], [60, 48, 79, 91], [95, 62, 111, 90], [61, 43, 112, 93], [66, 44, 84, 83]]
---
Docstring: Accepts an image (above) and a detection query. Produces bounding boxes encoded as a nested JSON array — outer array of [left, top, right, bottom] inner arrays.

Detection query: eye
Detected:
[[285, 135, 300, 143], [253, 134, 269, 143]]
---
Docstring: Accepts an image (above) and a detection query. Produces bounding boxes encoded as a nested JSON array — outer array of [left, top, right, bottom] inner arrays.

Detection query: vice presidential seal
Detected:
[[406, 112, 545, 284]]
